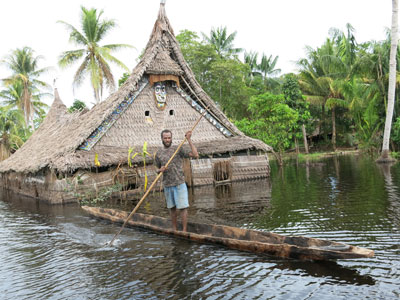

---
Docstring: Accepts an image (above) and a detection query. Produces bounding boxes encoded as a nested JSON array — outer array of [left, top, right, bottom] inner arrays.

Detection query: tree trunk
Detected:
[[332, 107, 336, 151], [295, 137, 299, 155], [23, 82, 31, 127], [271, 148, 283, 166], [377, 0, 398, 163], [302, 124, 309, 154]]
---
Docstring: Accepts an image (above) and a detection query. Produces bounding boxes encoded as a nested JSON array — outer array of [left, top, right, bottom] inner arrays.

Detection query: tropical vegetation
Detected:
[[58, 6, 133, 103], [1, 5, 399, 163], [0, 47, 51, 155], [176, 22, 400, 160], [0, 47, 51, 130]]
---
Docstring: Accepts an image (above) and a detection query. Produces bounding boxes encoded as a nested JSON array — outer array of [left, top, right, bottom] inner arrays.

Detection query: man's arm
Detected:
[[185, 131, 199, 158], [155, 151, 167, 173]]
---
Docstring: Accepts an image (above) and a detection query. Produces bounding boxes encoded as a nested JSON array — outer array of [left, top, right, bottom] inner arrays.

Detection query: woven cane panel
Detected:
[[94, 83, 226, 150], [230, 155, 270, 180], [191, 155, 270, 186]]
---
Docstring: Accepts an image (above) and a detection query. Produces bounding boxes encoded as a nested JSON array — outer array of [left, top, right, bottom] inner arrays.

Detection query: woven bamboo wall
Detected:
[[191, 155, 270, 186], [94, 83, 226, 149]]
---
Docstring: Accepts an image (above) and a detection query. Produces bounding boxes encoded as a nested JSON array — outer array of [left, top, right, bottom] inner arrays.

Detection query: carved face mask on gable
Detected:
[[154, 81, 167, 110]]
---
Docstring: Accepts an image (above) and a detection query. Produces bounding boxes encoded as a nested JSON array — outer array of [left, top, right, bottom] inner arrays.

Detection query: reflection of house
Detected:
[[114, 178, 272, 227], [192, 179, 271, 226], [0, 2, 271, 204]]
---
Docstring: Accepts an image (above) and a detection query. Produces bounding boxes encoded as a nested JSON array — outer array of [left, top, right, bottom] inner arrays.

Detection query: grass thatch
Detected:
[[0, 2, 271, 175]]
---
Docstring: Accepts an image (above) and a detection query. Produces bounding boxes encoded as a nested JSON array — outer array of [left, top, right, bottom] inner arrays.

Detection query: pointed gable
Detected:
[[0, 2, 271, 174], [45, 88, 68, 122], [0, 89, 82, 173]]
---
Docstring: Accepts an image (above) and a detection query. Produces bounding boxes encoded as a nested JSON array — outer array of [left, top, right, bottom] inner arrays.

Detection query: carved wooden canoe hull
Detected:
[[82, 206, 374, 261]]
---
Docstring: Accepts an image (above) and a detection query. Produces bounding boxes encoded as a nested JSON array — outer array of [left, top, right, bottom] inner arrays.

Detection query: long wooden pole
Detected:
[[108, 109, 207, 245]]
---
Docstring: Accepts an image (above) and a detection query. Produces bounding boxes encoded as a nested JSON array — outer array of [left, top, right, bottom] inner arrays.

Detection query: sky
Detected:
[[0, 0, 393, 107]]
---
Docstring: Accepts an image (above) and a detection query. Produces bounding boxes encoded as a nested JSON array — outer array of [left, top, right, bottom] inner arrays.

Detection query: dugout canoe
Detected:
[[82, 206, 374, 261]]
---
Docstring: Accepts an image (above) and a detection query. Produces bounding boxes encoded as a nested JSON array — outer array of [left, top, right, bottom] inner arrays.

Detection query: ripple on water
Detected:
[[1, 156, 400, 299]]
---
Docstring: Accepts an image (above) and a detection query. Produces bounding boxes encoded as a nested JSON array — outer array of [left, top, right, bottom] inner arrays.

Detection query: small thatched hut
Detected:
[[0, 2, 271, 204]]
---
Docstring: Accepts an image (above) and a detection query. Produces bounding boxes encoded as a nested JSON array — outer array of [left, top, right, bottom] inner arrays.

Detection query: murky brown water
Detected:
[[0, 154, 399, 299]]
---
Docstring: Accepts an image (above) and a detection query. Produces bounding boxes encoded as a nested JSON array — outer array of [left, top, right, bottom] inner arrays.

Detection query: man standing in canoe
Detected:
[[155, 129, 199, 232]]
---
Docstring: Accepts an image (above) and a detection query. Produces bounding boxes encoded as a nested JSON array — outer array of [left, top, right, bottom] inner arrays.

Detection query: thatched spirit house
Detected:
[[0, 2, 271, 204]]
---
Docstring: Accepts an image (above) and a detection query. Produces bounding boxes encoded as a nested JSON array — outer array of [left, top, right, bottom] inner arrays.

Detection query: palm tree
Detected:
[[259, 53, 281, 79], [298, 40, 349, 150], [283, 74, 310, 154], [0, 106, 27, 160], [330, 23, 358, 67], [0, 80, 49, 127], [352, 27, 400, 152], [258, 53, 281, 92], [1, 47, 51, 130], [298, 24, 362, 151], [378, 0, 398, 162], [244, 51, 260, 78], [58, 6, 133, 103], [202, 26, 243, 58]]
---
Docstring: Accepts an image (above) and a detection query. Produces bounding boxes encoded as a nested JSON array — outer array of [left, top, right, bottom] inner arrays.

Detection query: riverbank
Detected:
[[268, 148, 361, 163]]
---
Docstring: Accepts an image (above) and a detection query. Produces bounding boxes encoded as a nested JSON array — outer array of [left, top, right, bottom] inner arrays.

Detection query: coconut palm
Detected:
[[58, 6, 133, 103], [0, 80, 49, 127], [0, 106, 28, 160], [244, 51, 260, 77], [202, 26, 243, 58], [298, 39, 350, 150], [330, 23, 358, 67], [1, 47, 52, 130], [350, 28, 400, 150], [378, 0, 398, 162], [259, 53, 281, 79]]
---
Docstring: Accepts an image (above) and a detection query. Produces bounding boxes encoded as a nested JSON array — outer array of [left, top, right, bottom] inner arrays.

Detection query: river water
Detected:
[[0, 154, 399, 299]]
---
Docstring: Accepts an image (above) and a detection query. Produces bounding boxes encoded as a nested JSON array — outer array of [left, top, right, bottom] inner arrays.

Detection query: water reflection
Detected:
[[1, 155, 400, 299], [377, 162, 400, 230], [190, 179, 271, 226], [273, 259, 375, 285]]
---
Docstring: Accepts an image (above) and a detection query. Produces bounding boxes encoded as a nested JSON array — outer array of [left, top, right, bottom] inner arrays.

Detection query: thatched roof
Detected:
[[146, 49, 183, 76], [0, 2, 271, 174]]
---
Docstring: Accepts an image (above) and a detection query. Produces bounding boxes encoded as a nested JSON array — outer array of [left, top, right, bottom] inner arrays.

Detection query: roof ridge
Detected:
[[44, 88, 68, 122]]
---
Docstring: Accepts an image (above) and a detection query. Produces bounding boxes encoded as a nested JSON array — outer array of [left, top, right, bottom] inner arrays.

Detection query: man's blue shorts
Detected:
[[164, 183, 189, 209]]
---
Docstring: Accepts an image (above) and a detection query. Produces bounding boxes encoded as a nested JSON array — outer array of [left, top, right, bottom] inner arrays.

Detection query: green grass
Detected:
[[268, 149, 360, 162]]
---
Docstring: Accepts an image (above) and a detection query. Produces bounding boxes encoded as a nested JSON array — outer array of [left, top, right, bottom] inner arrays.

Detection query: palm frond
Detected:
[[94, 52, 115, 91], [98, 47, 129, 71], [58, 49, 85, 69], [97, 19, 117, 42], [57, 20, 88, 46], [326, 97, 348, 109], [73, 56, 90, 88], [102, 43, 135, 51]]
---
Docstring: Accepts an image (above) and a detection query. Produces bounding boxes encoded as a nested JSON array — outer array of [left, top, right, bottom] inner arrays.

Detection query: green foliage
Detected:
[[1, 47, 52, 129], [58, 6, 133, 103], [64, 179, 123, 205], [68, 99, 87, 113], [235, 93, 299, 154], [207, 58, 255, 119], [0, 106, 30, 151], [391, 117, 400, 145], [283, 74, 311, 123], [128, 142, 152, 192], [177, 29, 256, 120], [244, 52, 281, 79], [118, 72, 130, 87], [354, 98, 383, 151], [201, 26, 243, 58], [176, 30, 219, 86]]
